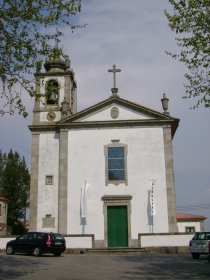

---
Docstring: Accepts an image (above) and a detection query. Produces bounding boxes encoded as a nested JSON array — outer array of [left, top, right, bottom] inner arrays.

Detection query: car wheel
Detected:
[[33, 247, 42, 257], [191, 253, 200, 259], [6, 246, 14, 255], [54, 252, 61, 257]]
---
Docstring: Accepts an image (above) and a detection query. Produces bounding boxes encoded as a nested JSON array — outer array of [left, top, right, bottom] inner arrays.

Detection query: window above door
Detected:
[[104, 141, 128, 185]]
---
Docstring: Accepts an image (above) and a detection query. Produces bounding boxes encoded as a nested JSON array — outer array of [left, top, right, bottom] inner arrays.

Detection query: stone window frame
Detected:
[[45, 175, 54, 185], [104, 140, 128, 186]]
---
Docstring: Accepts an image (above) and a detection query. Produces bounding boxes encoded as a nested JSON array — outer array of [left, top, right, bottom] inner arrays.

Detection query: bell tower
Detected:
[[33, 47, 77, 125], [29, 47, 77, 232]]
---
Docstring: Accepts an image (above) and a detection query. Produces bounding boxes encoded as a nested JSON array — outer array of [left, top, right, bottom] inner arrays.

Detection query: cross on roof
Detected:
[[108, 65, 121, 93]]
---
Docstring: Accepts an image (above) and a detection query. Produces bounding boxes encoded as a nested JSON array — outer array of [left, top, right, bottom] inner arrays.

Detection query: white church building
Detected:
[[29, 48, 179, 248]]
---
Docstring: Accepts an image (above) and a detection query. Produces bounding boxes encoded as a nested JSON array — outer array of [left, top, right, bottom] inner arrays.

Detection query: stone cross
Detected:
[[108, 64, 121, 89]]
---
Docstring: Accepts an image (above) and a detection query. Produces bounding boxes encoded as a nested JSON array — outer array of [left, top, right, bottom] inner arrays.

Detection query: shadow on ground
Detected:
[[0, 254, 52, 279], [113, 254, 210, 280]]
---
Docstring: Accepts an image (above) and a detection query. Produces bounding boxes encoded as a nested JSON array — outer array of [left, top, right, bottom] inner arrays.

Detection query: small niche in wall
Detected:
[[45, 175, 54, 185], [42, 215, 55, 228]]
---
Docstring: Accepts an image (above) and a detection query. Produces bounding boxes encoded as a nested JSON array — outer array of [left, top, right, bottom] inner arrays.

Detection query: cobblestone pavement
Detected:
[[0, 252, 209, 280]]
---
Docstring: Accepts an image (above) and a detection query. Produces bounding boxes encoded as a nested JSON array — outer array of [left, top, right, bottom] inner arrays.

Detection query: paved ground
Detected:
[[0, 252, 209, 280]]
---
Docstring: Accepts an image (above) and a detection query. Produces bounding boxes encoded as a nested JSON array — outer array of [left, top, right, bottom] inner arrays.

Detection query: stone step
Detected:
[[81, 247, 147, 254]]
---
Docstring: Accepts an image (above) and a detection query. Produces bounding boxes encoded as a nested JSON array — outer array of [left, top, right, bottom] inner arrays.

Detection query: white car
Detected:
[[189, 232, 210, 261]]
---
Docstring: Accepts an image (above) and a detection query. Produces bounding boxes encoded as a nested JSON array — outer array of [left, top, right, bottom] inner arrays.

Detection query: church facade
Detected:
[[29, 49, 179, 248]]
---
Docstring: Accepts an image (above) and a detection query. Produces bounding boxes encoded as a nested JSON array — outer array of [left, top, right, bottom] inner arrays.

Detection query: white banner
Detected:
[[80, 182, 89, 218], [150, 181, 156, 216]]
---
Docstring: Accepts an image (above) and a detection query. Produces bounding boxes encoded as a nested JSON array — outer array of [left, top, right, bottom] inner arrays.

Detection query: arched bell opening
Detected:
[[45, 80, 59, 105]]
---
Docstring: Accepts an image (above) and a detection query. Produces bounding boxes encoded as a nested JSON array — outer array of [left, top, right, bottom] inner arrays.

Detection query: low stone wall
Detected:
[[0, 233, 193, 253], [0, 237, 16, 251], [138, 233, 194, 248], [145, 246, 190, 254], [0, 235, 94, 251], [65, 234, 94, 249]]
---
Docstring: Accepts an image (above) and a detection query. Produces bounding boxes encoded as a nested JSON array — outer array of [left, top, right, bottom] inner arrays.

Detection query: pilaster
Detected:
[[163, 126, 178, 232], [58, 129, 68, 234], [29, 132, 40, 231], [64, 75, 71, 105]]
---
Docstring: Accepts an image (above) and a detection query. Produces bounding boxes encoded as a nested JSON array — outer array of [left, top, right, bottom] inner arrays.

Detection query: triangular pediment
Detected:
[[72, 103, 151, 122], [58, 96, 179, 137], [59, 96, 173, 123]]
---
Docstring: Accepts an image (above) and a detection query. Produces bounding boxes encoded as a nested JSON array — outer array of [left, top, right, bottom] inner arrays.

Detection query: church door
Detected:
[[107, 206, 128, 247]]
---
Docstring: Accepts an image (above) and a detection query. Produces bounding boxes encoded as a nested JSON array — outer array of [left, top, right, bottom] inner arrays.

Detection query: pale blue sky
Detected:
[[0, 0, 209, 230]]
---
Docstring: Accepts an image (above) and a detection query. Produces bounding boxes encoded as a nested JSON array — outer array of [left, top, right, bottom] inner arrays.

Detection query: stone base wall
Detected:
[[0, 233, 194, 251], [139, 232, 194, 248], [145, 246, 190, 254]]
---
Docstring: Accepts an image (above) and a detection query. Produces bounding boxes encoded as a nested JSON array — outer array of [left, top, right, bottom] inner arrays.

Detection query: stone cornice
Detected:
[[29, 118, 179, 137], [29, 95, 179, 136], [57, 96, 179, 136], [101, 195, 132, 201], [58, 118, 175, 128], [34, 71, 77, 87], [35, 70, 74, 78], [59, 96, 172, 123], [28, 124, 57, 132]]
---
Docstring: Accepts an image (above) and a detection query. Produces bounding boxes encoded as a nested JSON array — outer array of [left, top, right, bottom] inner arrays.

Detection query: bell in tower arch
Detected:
[[45, 80, 59, 105]]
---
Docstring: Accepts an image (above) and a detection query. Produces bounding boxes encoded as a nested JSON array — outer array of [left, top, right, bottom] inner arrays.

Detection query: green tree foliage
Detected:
[[0, 0, 82, 117], [0, 150, 30, 231], [0, 151, 6, 192], [165, 0, 210, 108]]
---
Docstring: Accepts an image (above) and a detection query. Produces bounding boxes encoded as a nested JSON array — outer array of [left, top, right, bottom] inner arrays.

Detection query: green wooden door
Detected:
[[107, 206, 128, 247]]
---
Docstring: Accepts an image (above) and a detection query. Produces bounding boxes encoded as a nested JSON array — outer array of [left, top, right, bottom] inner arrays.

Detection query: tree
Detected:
[[0, 150, 6, 192], [0, 0, 82, 117], [0, 150, 30, 232], [165, 0, 210, 108]]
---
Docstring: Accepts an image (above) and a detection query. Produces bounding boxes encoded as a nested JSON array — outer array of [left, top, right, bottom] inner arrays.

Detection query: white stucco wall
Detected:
[[78, 104, 150, 122], [67, 125, 169, 241], [140, 234, 194, 247], [65, 236, 93, 249], [177, 221, 202, 232], [37, 132, 59, 232], [0, 238, 15, 249]]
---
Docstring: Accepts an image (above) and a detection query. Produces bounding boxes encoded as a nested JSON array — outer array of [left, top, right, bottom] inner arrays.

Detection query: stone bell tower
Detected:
[[29, 48, 77, 232], [32, 47, 77, 125]]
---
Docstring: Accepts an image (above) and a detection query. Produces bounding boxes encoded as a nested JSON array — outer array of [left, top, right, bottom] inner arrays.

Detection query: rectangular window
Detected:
[[185, 227, 195, 233], [105, 142, 128, 185], [0, 204, 1, 216], [45, 175, 53, 185], [108, 147, 125, 180]]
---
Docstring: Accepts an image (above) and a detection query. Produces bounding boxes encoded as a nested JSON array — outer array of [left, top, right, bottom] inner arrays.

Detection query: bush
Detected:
[[12, 221, 27, 235]]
